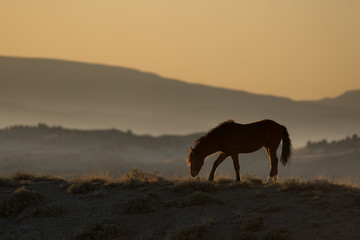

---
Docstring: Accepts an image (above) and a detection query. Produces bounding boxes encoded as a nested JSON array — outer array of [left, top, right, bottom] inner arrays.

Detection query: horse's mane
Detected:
[[194, 119, 236, 150]]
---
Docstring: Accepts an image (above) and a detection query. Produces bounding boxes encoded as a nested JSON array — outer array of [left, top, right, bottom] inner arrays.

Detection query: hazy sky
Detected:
[[1, 1, 359, 100]]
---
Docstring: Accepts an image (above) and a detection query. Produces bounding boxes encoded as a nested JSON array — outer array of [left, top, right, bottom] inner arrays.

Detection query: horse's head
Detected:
[[187, 147, 204, 177]]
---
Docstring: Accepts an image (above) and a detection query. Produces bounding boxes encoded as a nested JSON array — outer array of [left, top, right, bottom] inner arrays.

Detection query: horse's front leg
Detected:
[[208, 152, 228, 181], [231, 154, 241, 181]]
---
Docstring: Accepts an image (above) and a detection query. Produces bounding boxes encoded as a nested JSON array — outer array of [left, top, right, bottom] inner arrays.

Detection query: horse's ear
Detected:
[[190, 147, 194, 152]]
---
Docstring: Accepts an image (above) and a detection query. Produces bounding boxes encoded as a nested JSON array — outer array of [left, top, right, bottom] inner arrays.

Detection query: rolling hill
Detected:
[[1, 56, 359, 147], [1, 124, 359, 183]]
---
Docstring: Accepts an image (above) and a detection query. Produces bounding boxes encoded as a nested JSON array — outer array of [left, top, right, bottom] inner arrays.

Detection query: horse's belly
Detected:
[[240, 145, 263, 153], [224, 133, 266, 154]]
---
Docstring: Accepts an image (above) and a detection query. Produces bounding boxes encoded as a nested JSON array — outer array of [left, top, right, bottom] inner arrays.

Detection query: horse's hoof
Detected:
[[266, 176, 278, 184]]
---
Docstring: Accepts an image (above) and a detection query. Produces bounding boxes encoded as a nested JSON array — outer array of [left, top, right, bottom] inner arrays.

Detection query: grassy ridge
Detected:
[[0, 169, 359, 240]]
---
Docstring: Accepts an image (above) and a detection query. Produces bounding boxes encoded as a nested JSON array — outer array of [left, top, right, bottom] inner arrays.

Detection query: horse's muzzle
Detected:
[[190, 170, 198, 177]]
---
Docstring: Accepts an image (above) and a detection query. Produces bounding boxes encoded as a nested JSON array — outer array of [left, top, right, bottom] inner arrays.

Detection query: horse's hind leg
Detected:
[[208, 152, 228, 181], [231, 154, 241, 182], [267, 147, 279, 182]]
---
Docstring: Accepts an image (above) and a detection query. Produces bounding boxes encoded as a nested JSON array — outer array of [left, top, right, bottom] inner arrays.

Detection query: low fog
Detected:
[[1, 124, 359, 184]]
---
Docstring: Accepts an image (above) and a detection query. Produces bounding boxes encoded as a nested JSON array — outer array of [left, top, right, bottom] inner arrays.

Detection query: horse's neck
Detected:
[[195, 139, 220, 158]]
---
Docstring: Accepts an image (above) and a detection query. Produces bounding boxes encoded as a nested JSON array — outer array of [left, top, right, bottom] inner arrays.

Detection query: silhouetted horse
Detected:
[[187, 119, 292, 182]]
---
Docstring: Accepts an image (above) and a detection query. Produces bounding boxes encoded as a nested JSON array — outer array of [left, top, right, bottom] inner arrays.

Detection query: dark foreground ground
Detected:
[[1, 170, 360, 240]]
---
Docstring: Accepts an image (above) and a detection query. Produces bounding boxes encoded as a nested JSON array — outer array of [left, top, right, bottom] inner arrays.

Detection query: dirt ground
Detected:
[[1, 171, 360, 240]]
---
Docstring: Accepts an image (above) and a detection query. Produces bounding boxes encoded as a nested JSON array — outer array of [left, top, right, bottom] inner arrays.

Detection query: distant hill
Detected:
[[305, 133, 360, 151], [0, 124, 201, 177], [1, 125, 359, 182], [1, 56, 360, 146], [287, 134, 360, 182], [321, 90, 360, 110]]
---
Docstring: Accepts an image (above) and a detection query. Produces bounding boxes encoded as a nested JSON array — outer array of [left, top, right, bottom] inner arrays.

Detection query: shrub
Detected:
[[243, 175, 264, 185], [120, 168, 167, 187], [242, 215, 264, 232], [278, 178, 304, 191], [279, 178, 335, 192], [232, 209, 244, 224], [13, 186, 41, 205], [255, 191, 266, 198], [44, 204, 65, 217], [33, 174, 65, 182], [306, 179, 333, 192], [264, 227, 293, 240], [67, 180, 97, 194], [229, 181, 251, 189], [173, 179, 216, 194], [0, 186, 41, 217], [0, 177, 12, 187], [183, 191, 214, 206], [167, 221, 212, 240], [231, 232, 257, 240], [214, 177, 234, 184], [262, 205, 282, 213], [124, 195, 154, 213], [10, 172, 65, 183], [74, 219, 125, 240], [11, 171, 35, 181]]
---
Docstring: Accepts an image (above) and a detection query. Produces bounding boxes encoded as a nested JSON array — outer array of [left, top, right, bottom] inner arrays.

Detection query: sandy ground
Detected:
[[0, 172, 360, 240]]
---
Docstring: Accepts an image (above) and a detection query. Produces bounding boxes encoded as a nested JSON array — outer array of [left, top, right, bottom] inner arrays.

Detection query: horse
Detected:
[[187, 119, 292, 182]]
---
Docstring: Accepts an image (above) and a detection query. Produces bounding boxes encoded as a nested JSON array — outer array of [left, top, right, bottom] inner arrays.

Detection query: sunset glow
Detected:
[[1, 0, 359, 100]]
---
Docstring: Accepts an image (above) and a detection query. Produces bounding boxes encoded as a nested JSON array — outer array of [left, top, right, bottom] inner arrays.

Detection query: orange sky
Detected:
[[1, 0, 359, 100]]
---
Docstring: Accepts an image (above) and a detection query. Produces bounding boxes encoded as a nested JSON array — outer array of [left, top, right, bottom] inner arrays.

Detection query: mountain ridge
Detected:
[[1, 56, 359, 146], [320, 89, 360, 110]]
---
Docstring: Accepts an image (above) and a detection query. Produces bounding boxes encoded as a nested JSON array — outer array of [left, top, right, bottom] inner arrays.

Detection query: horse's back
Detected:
[[221, 120, 273, 153]]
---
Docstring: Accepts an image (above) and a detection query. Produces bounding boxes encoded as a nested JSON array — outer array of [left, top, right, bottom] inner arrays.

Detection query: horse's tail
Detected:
[[280, 125, 292, 166]]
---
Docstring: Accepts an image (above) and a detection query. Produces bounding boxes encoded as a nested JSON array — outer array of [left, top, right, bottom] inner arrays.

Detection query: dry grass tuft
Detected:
[[67, 179, 98, 194], [0, 177, 12, 186], [232, 209, 244, 224], [305, 179, 334, 192], [33, 174, 65, 182], [173, 178, 217, 194], [229, 181, 251, 189], [44, 204, 66, 217], [243, 174, 264, 184], [183, 191, 214, 206], [264, 227, 293, 240], [164, 199, 178, 207], [309, 221, 321, 228], [167, 218, 214, 240], [0, 186, 41, 217], [262, 204, 283, 213], [255, 190, 266, 198], [67, 169, 167, 191], [228, 175, 264, 189], [119, 168, 167, 187], [279, 177, 339, 193], [66, 173, 111, 194], [214, 177, 234, 184], [278, 178, 304, 191], [10, 171, 64, 183], [242, 215, 264, 232], [124, 195, 154, 214], [92, 190, 105, 198], [232, 232, 258, 240], [233, 212, 264, 234], [33, 204, 66, 218], [74, 218, 125, 240], [11, 171, 35, 181]]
